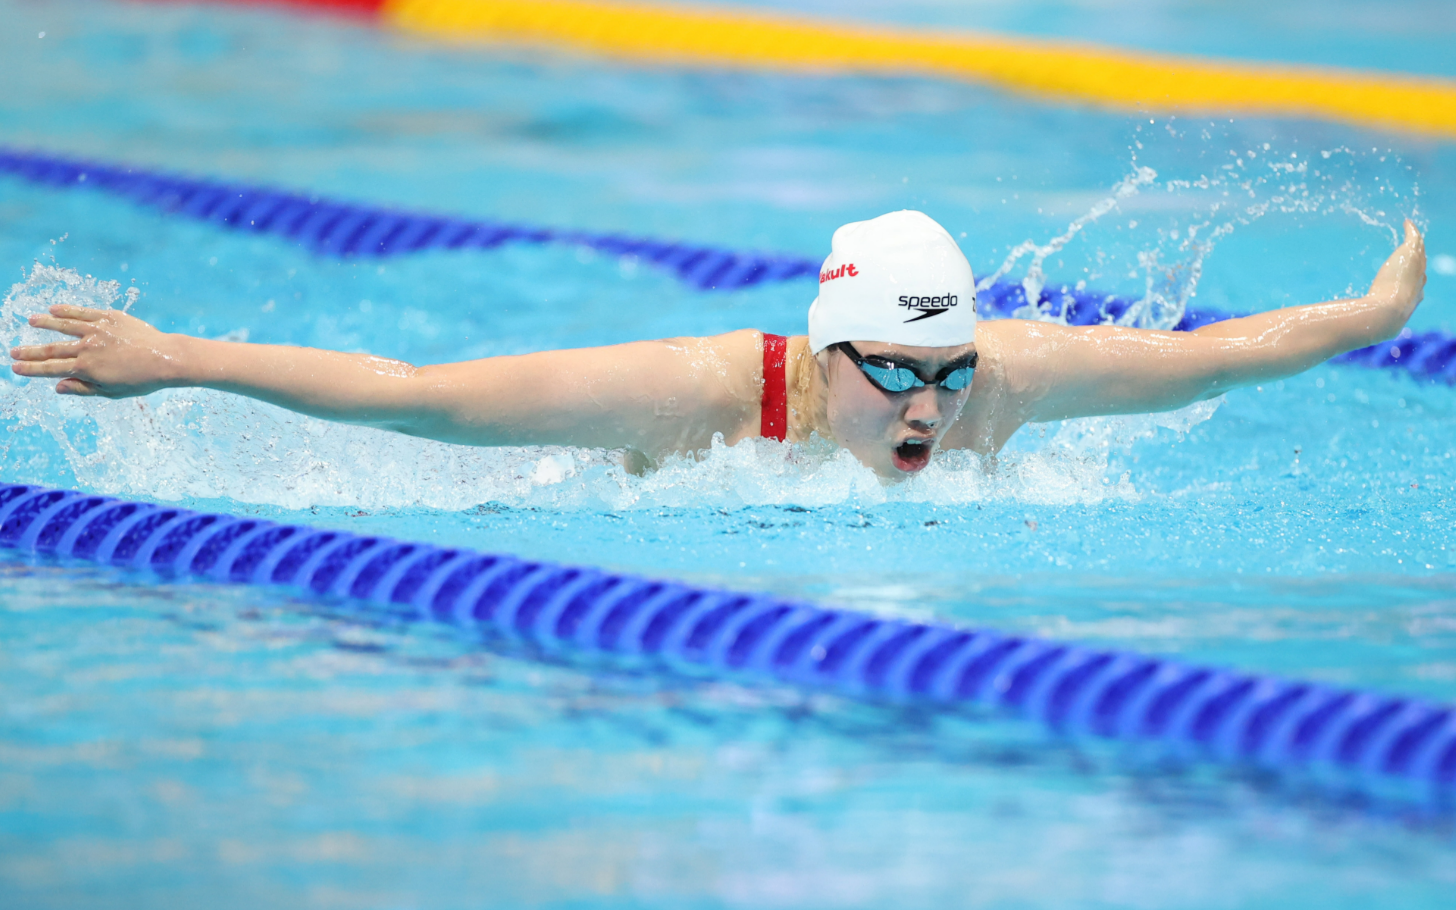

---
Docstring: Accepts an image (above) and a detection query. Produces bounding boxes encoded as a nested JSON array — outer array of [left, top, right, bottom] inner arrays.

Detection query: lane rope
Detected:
[[0, 480, 1452, 793], [3, 146, 1451, 383], [380, 0, 1456, 139]]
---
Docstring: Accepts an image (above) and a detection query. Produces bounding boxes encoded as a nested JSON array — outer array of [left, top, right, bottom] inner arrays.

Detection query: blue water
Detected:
[[2, 1, 1455, 907], [742, 0, 1456, 77]]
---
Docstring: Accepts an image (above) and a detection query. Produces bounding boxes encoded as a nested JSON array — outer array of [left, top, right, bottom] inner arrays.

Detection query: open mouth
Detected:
[[891, 438, 933, 473]]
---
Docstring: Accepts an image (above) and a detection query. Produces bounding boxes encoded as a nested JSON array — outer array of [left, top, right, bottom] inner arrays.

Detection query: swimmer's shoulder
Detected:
[[974, 318, 1066, 375], [653, 329, 765, 408], [965, 319, 1058, 409], [943, 320, 1049, 453], [969, 319, 1020, 378]]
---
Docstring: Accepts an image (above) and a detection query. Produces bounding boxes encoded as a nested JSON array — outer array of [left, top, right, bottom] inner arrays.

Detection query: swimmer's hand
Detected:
[[1366, 219, 1426, 324], [9, 305, 184, 397]]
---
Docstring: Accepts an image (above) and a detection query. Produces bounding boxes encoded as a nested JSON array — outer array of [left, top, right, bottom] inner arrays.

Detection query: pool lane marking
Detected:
[[1, 480, 1452, 797], [133, 0, 1456, 139], [3, 146, 1452, 383], [369, 0, 1456, 139]]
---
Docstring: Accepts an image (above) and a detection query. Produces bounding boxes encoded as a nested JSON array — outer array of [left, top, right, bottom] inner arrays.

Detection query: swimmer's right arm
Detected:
[[999, 219, 1427, 424], [9, 309, 765, 457]]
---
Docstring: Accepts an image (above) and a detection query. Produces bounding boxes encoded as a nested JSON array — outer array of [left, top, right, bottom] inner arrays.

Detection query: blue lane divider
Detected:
[[2, 480, 1453, 792], [3, 147, 1452, 384], [0, 147, 816, 292]]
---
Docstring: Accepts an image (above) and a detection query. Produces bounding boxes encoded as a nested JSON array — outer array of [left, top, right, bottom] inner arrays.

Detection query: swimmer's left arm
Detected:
[[1010, 220, 1426, 423]]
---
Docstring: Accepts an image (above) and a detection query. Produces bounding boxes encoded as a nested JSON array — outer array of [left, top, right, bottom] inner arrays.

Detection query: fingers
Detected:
[[10, 341, 81, 362], [55, 378, 100, 396], [49, 304, 109, 322], [1402, 219, 1424, 249], [26, 313, 91, 337], [10, 358, 78, 378]]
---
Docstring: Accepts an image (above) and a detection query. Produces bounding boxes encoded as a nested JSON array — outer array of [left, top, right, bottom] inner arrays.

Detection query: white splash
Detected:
[[980, 140, 1414, 333], [977, 164, 1158, 319]]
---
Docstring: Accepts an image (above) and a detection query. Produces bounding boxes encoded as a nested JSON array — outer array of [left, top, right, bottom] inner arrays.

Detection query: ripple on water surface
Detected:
[[2, 2, 1454, 904]]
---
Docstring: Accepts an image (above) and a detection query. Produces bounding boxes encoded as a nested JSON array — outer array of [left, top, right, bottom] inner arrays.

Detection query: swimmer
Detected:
[[9, 211, 1427, 479]]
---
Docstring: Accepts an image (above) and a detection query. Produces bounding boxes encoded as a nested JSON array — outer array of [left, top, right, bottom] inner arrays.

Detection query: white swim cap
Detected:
[[807, 210, 977, 354]]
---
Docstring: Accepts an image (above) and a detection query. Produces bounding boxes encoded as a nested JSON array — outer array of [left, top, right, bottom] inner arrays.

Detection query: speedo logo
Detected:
[[899, 293, 958, 323], [819, 263, 858, 284]]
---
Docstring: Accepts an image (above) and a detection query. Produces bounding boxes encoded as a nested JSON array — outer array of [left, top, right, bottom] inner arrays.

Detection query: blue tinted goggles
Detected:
[[834, 342, 977, 394]]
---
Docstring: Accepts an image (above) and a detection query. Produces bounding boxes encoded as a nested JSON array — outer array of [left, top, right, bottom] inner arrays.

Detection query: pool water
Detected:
[[2, 1, 1455, 906]]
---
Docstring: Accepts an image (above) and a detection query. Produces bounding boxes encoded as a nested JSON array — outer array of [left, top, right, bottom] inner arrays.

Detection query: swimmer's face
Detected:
[[819, 340, 977, 478]]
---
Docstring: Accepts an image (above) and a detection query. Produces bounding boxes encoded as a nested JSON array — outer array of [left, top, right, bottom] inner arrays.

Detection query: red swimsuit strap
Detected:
[[760, 332, 788, 441]]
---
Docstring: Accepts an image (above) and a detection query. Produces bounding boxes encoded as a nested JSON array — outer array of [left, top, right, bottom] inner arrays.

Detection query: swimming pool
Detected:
[[2, 0, 1455, 906]]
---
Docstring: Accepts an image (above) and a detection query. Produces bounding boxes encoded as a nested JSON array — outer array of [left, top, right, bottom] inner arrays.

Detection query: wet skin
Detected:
[[9, 222, 1427, 480], [796, 340, 977, 477]]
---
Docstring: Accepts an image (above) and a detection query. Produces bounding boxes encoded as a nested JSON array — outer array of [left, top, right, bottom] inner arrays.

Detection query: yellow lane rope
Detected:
[[383, 0, 1456, 139]]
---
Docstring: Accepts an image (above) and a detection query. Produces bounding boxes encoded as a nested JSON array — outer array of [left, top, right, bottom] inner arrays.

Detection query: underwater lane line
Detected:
[[169, 0, 1456, 139], [1, 481, 1453, 795], [3, 146, 1452, 384]]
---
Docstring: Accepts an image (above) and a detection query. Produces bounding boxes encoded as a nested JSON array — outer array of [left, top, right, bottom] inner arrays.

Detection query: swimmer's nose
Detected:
[[902, 387, 942, 430]]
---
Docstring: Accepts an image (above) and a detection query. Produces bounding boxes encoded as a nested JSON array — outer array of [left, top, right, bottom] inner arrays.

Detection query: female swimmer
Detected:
[[8, 211, 1428, 479]]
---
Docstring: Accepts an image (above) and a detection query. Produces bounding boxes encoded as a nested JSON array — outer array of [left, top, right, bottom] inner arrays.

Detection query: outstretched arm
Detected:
[[9, 310, 764, 457], [1004, 220, 1426, 423]]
